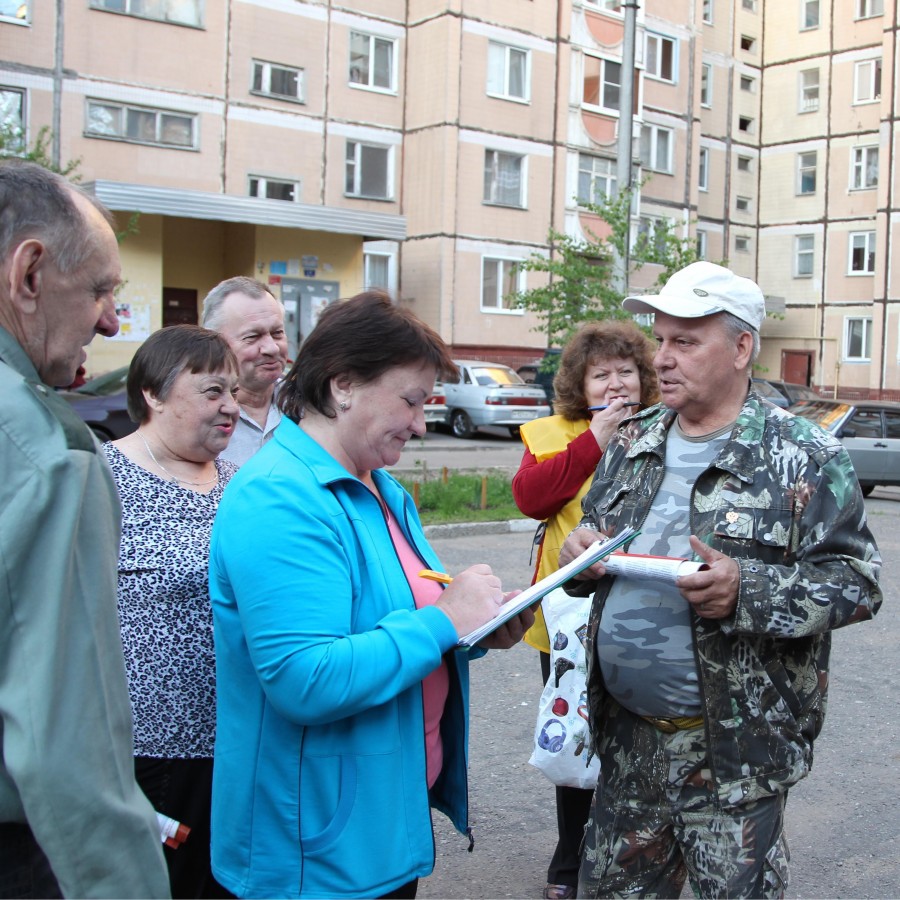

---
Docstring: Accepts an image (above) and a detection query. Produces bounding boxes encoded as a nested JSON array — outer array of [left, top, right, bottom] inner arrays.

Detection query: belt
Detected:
[[640, 715, 705, 734]]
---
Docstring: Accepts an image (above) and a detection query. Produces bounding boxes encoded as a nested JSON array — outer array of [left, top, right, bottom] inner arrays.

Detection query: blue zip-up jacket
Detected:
[[209, 418, 476, 898]]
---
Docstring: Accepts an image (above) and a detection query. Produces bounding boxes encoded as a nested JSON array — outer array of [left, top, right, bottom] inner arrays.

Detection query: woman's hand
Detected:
[[477, 592, 536, 649], [435, 564, 506, 639], [588, 397, 634, 451]]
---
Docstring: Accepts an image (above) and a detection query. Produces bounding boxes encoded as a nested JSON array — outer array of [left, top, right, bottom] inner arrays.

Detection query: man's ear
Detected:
[[735, 330, 754, 372], [6, 239, 47, 315]]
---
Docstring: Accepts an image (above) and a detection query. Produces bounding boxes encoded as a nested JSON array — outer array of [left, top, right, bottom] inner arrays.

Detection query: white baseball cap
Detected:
[[622, 261, 766, 332]]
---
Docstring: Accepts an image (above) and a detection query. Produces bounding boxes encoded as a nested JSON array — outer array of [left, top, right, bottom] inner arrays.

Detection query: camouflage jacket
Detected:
[[577, 391, 882, 807]]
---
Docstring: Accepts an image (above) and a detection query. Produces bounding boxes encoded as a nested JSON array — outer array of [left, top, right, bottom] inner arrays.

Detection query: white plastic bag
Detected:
[[528, 587, 601, 790]]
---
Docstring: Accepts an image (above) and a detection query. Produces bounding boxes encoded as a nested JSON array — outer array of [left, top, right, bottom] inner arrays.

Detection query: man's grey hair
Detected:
[[202, 276, 274, 330], [719, 311, 761, 367], [0, 160, 116, 275]]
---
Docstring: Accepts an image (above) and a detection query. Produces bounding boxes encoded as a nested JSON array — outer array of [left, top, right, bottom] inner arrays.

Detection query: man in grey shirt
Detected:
[[0, 161, 169, 898], [202, 276, 288, 466]]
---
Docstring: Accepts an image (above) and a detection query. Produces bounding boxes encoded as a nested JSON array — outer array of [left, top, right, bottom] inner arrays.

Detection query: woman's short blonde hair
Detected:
[[553, 320, 659, 421]]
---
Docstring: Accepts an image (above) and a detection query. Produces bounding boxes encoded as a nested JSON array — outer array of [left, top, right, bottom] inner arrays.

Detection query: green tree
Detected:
[[0, 123, 82, 180], [513, 183, 702, 353]]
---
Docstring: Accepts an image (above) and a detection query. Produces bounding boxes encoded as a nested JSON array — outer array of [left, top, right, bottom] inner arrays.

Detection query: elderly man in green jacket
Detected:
[[0, 161, 169, 898], [561, 262, 881, 899]]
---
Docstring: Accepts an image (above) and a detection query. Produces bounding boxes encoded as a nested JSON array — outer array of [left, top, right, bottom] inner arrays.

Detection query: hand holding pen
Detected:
[[586, 398, 639, 450]]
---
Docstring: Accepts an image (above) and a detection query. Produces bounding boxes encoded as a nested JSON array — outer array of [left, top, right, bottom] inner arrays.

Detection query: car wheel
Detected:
[[508, 426, 521, 439], [450, 410, 474, 439], [860, 483, 875, 497]]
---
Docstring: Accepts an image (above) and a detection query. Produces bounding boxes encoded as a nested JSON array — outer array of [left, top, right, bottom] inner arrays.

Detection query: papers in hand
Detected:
[[457, 526, 639, 648], [601, 553, 707, 582]]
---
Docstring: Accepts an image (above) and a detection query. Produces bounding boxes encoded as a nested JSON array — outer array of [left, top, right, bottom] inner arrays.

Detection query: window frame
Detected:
[[855, 0, 884, 20], [797, 150, 817, 194], [344, 139, 394, 200], [348, 30, 398, 94], [486, 41, 531, 103], [794, 234, 815, 277], [843, 316, 873, 361], [0, 86, 26, 152], [801, 0, 820, 29], [740, 34, 756, 53], [740, 74, 755, 93], [251, 60, 305, 103], [702, 0, 714, 24], [84, 99, 198, 150], [582, 53, 623, 115], [481, 256, 525, 314], [633, 215, 671, 257], [853, 59, 882, 104], [737, 154, 753, 173], [483, 148, 527, 209], [248, 175, 300, 203], [734, 234, 751, 253], [738, 115, 754, 134], [577, 153, 617, 207], [645, 32, 677, 84], [696, 229, 708, 260], [700, 63, 712, 107], [799, 68, 819, 113], [698, 147, 709, 192], [735, 195, 751, 212], [640, 123, 674, 174], [89, 0, 203, 27], [850, 145, 879, 191], [848, 231, 876, 275]]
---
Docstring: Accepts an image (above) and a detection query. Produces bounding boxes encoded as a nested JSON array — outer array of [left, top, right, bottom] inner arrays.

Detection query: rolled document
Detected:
[[601, 554, 707, 582]]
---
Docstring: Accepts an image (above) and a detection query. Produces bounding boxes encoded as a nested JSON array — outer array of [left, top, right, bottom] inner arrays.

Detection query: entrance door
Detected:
[[280, 279, 340, 362], [162, 288, 199, 327], [781, 350, 814, 386]]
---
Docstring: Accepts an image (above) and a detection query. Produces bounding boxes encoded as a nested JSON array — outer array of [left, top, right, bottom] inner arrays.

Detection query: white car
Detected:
[[424, 382, 448, 430], [443, 359, 551, 438]]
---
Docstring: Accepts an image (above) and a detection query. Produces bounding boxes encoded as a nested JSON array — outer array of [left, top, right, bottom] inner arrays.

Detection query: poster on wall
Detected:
[[108, 300, 152, 342]]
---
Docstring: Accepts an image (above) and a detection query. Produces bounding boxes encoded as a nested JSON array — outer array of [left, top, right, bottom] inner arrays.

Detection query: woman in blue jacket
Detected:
[[209, 291, 533, 899]]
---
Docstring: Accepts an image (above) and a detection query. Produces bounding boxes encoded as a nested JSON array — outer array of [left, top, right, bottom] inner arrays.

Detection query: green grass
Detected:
[[396, 471, 524, 525]]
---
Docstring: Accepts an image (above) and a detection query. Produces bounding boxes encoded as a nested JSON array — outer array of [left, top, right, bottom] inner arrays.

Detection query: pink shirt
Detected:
[[386, 511, 450, 788]]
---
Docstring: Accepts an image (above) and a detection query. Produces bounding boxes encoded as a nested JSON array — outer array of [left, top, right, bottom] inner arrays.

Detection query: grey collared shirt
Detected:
[[219, 402, 282, 467]]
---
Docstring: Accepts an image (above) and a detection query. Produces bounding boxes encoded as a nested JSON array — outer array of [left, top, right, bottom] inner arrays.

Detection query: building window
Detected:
[[345, 140, 392, 199], [487, 42, 530, 102], [635, 216, 670, 256], [844, 317, 872, 360], [640, 124, 673, 173], [734, 234, 751, 253], [583, 55, 621, 113], [740, 74, 755, 92], [738, 115, 754, 134], [856, 0, 883, 19], [795, 234, 814, 276], [577, 154, 617, 205], [364, 252, 391, 291], [1, 0, 29, 23], [585, 0, 623, 10], [742, 0, 757, 9], [737, 155, 753, 172], [248, 176, 299, 202], [85, 100, 196, 148], [802, 0, 820, 28], [349, 31, 396, 92], [89, 0, 202, 26], [482, 257, 524, 312], [700, 63, 712, 107], [735, 195, 751, 212], [851, 146, 878, 190], [854, 59, 882, 103], [0, 87, 25, 152], [849, 231, 876, 273], [797, 151, 817, 194], [698, 147, 709, 191], [251, 61, 304, 102], [696, 229, 708, 259], [702, 0, 713, 24], [740, 34, 756, 53], [645, 33, 676, 83], [799, 69, 819, 112], [484, 149, 525, 207]]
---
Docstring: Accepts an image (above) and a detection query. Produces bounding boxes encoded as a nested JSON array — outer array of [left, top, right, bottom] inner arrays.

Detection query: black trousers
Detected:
[[539, 651, 595, 888], [0, 823, 62, 899], [135, 756, 230, 900]]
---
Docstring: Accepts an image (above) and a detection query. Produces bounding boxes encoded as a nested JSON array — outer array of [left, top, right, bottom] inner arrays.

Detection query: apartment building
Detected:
[[1, 0, 897, 396]]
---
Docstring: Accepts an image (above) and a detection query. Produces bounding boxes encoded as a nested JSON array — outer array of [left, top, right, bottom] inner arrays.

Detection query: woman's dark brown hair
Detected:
[[126, 325, 238, 423], [553, 320, 659, 421], [279, 291, 458, 423]]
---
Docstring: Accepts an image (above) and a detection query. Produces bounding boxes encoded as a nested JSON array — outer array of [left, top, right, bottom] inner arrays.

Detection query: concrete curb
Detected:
[[422, 517, 538, 539]]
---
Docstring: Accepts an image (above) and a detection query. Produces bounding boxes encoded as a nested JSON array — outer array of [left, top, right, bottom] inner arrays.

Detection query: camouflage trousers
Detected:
[[578, 702, 790, 899]]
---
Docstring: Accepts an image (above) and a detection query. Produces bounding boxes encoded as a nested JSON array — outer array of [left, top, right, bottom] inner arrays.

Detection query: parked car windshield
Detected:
[[788, 400, 852, 431], [76, 366, 129, 396], [472, 365, 524, 386]]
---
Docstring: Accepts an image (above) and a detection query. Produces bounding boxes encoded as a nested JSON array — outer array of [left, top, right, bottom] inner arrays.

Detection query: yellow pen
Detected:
[[418, 568, 453, 584]]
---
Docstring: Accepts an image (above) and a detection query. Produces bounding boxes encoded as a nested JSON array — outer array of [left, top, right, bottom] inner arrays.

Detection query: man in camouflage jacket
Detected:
[[560, 263, 881, 899]]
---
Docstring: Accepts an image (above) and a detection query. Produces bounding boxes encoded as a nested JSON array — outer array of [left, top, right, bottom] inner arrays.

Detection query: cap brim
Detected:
[[622, 294, 728, 319]]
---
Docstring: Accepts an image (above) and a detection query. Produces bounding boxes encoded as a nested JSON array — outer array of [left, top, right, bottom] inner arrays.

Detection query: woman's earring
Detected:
[[339, 401, 348, 411]]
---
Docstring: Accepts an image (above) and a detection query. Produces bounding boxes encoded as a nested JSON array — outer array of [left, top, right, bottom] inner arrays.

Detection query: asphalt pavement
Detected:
[[417, 487, 900, 900]]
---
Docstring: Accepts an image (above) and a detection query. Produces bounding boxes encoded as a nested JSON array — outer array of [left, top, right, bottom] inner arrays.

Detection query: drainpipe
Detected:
[[615, 0, 638, 298]]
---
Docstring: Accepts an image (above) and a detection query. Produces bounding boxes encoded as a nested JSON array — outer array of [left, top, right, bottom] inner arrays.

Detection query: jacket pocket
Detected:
[[299, 754, 357, 853], [712, 505, 794, 561]]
